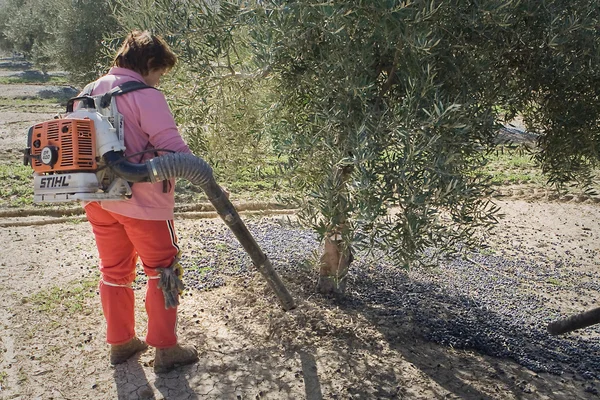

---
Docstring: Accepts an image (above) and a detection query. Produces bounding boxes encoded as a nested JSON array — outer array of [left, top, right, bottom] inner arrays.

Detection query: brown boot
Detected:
[[110, 337, 149, 365], [154, 344, 199, 373]]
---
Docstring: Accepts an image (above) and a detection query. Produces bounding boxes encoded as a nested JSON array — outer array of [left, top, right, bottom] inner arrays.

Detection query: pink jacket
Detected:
[[88, 67, 191, 220]]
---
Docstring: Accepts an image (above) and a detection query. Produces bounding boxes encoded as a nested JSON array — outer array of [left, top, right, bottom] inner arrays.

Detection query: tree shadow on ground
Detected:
[[114, 358, 157, 400], [0, 59, 32, 70], [17, 70, 52, 82], [210, 254, 600, 399], [38, 86, 78, 101], [315, 256, 600, 398], [154, 369, 199, 400], [176, 218, 600, 398]]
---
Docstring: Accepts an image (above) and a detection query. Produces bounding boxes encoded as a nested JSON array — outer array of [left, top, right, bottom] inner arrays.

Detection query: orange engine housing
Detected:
[[29, 118, 97, 173]]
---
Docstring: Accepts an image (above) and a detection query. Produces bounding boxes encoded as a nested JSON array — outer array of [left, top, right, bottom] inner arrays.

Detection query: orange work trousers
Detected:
[[85, 202, 179, 348]]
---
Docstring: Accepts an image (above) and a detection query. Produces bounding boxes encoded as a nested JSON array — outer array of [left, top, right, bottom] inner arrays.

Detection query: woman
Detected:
[[83, 30, 197, 372]]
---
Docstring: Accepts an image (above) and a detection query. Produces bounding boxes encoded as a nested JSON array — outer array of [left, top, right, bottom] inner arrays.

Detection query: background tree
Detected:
[[492, 1, 600, 189], [0, 0, 15, 53], [50, 0, 122, 84], [0, 0, 58, 69], [0, 0, 120, 83]]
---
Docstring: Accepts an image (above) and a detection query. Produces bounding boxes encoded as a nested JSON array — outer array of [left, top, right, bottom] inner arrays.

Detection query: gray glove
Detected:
[[157, 252, 185, 309]]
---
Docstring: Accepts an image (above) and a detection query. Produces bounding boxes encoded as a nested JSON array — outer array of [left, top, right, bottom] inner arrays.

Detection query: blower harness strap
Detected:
[[98, 81, 156, 108]]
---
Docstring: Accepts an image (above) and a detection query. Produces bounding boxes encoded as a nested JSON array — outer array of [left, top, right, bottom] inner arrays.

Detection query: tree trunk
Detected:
[[318, 235, 353, 295]]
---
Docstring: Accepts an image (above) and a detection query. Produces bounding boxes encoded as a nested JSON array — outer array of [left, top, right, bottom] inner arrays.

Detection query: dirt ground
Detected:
[[1, 59, 600, 399]]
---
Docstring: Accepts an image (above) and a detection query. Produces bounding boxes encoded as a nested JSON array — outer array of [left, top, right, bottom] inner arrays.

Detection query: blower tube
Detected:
[[547, 306, 600, 335], [104, 151, 296, 311]]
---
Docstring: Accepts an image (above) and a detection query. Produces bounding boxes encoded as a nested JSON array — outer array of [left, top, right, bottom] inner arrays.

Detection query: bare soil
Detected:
[[1, 59, 599, 400]]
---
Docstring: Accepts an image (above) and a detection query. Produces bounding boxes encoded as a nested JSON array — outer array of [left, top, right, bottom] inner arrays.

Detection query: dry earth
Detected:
[[1, 58, 600, 400]]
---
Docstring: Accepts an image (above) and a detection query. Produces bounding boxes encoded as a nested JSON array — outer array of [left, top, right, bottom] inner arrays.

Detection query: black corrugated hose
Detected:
[[104, 151, 296, 311]]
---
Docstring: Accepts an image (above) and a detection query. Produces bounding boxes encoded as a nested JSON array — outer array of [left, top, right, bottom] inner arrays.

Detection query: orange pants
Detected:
[[85, 202, 179, 348]]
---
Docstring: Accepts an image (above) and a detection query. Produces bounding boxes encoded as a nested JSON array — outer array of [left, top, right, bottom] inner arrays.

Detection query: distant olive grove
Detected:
[[0, 0, 119, 82]]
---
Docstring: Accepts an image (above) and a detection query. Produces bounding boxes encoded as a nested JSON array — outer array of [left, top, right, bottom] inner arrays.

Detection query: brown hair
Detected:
[[112, 30, 177, 76]]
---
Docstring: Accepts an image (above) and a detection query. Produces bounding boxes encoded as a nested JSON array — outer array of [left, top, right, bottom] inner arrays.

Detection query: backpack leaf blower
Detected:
[[22, 82, 296, 311]]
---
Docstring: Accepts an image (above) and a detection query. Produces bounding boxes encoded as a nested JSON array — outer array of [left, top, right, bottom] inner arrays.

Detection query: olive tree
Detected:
[[247, 0, 600, 293]]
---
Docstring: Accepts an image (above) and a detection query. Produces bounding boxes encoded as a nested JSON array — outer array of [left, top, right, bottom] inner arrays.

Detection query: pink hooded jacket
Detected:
[[86, 67, 191, 220]]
